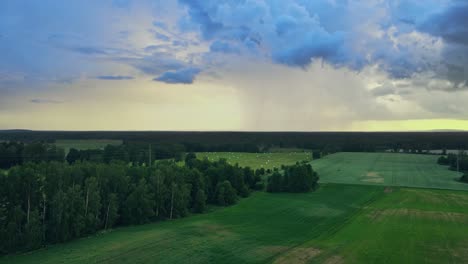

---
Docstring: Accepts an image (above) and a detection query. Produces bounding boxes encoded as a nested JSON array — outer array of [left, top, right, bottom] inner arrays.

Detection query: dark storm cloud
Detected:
[[30, 99, 63, 104], [154, 67, 201, 84], [96, 75, 134, 80], [419, 2, 468, 46]]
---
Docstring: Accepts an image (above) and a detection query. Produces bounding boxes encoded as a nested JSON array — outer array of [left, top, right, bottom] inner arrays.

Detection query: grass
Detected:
[[54, 139, 123, 154], [0, 184, 381, 264], [196, 152, 311, 170], [314, 187, 468, 263], [312, 152, 467, 190]]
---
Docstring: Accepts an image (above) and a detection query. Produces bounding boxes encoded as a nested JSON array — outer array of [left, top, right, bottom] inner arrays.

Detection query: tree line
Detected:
[[0, 141, 261, 171], [3, 131, 468, 154], [0, 153, 263, 254], [267, 163, 319, 193], [437, 151, 468, 183], [0, 142, 65, 169]]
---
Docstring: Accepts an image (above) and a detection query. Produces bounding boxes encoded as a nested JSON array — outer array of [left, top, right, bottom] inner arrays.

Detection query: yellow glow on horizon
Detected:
[[352, 119, 468, 131]]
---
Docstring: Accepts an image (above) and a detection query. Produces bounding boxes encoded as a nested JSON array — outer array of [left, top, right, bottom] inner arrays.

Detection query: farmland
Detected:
[[54, 139, 122, 154], [196, 152, 311, 170], [315, 187, 468, 263], [312, 152, 466, 190]]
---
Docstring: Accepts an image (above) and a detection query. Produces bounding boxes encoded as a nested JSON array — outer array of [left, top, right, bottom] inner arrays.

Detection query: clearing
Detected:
[[196, 152, 311, 170], [54, 139, 123, 154]]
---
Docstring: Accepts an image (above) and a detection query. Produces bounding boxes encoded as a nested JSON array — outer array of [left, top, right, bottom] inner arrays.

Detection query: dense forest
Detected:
[[0, 153, 264, 254], [267, 163, 319, 193], [2, 130, 468, 152]]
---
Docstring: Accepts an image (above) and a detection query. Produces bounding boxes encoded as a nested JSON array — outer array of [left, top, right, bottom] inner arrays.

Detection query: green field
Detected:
[[312, 152, 466, 190], [196, 152, 311, 170], [315, 187, 468, 263], [54, 139, 123, 154], [0, 184, 380, 264]]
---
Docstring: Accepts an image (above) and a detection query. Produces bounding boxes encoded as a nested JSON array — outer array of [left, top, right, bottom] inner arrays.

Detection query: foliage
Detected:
[[267, 163, 319, 193], [461, 173, 468, 183], [0, 154, 260, 254]]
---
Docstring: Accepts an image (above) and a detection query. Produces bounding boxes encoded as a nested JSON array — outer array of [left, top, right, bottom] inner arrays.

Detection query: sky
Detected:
[[1, 0, 468, 131]]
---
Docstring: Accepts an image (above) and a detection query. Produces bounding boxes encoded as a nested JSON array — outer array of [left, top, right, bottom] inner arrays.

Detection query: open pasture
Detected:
[[54, 139, 123, 154], [312, 152, 466, 190], [196, 152, 311, 170]]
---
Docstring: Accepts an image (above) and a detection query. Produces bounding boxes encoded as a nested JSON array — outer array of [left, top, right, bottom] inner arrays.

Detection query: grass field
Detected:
[[312, 152, 466, 190], [315, 187, 468, 263], [54, 139, 123, 154], [196, 152, 311, 170], [0, 184, 381, 264]]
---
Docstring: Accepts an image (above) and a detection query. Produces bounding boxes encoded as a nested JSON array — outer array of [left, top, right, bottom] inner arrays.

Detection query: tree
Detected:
[[185, 152, 197, 168], [104, 193, 119, 230], [215, 181, 237, 206], [267, 164, 318, 193], [193, 190, 207, 213], [84, 177, 101, 233], [267, 172, 283, 193], [461, 173, 468, 183], [66, 148, 81, 164], [66, 185, 85, 240], [123, 179, 154, 225], [24, 209, 42, 250], [312, 151, 321, 160]]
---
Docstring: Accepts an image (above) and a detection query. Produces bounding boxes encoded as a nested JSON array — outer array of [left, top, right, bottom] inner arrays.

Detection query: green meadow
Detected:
[[196, 152, 311, 170], [312, 152, 466, 190], [54, 139, 123, 154], [315, 187, 468, 263]]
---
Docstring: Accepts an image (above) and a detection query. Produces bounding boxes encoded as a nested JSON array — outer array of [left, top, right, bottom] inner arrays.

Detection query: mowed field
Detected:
[[54, 139, 122, 154], [196, 152, 311, 170], [312, 152, 467, 190], [0, 184, 381, 264]]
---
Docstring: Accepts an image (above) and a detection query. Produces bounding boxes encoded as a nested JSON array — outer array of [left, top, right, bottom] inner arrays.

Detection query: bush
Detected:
[[461, 174, 468, 183]]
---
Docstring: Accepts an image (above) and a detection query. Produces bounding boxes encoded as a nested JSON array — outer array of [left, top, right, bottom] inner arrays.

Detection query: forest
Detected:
[[0, 153, 266, 254], [2, 130, 468, 152]]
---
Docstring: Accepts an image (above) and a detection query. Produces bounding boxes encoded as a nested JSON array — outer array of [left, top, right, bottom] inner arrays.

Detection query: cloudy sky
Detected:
[[1, 0, 467, 131]]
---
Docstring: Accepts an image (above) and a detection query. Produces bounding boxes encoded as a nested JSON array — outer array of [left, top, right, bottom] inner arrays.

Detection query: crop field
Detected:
[[196, 152, 311, 170], [315, 187, 468, 263], [312, 152, 466, 190], [54, 139, 123, 154], [0, 184, 381, 264]]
